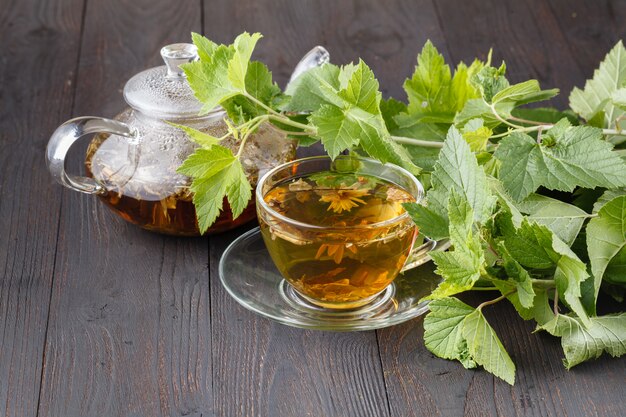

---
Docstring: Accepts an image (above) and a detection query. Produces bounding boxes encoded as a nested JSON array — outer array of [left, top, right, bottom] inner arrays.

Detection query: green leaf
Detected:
[[454, 98, 514, 128], [380, 97, 407, 132], [177, 145, 251, 233], [569, 41, 626, 127], [177, 145, 236, 178], [516, 194, 589, 246], [504, 219, 590, 325], [491, 80, 558, 106], [169, 122, 221, 148], [429, 125, 495, 224], [587, 196, 626, 293], [225, 160, 252, 218], [221, 61, 281, 123], [539, 314, 626, 369], [403, 202, 449, 240], [471, 63, 509, 103], [462, 309, 516, 385], [593, 188, 626, 213], [423, 298, 476, 367], [511, 107, 579, 125], [338, 59, 380, 114], [495, 126, 626, 201], [611, 87, 626, 110], [183, 43, 237, 114], [427, 191, 485, 299], [404, 40, 453, 118], [191, 32, 217, 62], [227, 32, 262, 91], [462, 118, 492, 152], [284, 64, 342, 112], [497, 242, 535, 309], [402, 41, 480, 124], [310, 104, 361, 159]]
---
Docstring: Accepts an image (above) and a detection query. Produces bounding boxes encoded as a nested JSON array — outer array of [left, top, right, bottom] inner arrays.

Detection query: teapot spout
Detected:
[[287, 46, 330, 87]]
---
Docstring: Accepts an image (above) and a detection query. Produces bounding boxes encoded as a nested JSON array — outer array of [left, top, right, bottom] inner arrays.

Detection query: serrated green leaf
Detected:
[[310, 104, 361, 159], [429, 249, 483, 299], [191, 32, 217, 62], [454, 98, 514, 128], [284, 64, 342, 112], [593, 188, 626, 213], [423, 298, 475, 365], [183, 44, 237, 114], [491, 80, 558, 106], [516, 194, 589, 246], [471, 63, 509, 103], [402, 202, 449, 240], [511, 107, 579, 125], [462, 118, 492, 152], [380, 97, 407, 132], [539, 313, 626, 369], [427, 191, 485, 299], [338, 60, 379, 114], [569, 41, 626, 127], [225, 160, 252, 218], [402, 41, 480, 125], [505, 219, 590, 325], [495, 126, 626, 201], [429, 125, 495, 224], [177, 145, 235, 178], [462, 309, 516, 385], [227, 32, 262, 91], [587, 196, 626, 293], [497, 242, 535, 308], [221, 61, 281, 123], [169, 122, 221, 149]]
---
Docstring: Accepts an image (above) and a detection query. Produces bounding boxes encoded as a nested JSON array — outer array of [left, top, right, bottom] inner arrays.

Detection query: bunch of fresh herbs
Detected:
[[178, 32, 626, 384]]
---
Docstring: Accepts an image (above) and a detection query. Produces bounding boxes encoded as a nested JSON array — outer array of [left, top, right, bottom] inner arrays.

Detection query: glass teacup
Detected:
[[256, 155, 424, 310]]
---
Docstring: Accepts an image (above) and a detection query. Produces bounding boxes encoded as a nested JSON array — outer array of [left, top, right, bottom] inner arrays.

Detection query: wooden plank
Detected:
[[546, 0, 626, 82], [36, 1, 211, 416], [0, 0, 84, 416], [202, 1, 448, 415], [379, 2, 626, 416], [209, 229, 390, 417], [432, 0, 587, 108]]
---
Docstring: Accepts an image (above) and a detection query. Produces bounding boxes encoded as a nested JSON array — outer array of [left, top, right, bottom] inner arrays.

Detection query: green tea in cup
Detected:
[[256, 156, 423, 309]]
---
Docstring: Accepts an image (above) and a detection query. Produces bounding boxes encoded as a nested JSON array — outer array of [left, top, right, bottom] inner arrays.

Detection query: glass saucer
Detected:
[[218, 227, 449, 331]]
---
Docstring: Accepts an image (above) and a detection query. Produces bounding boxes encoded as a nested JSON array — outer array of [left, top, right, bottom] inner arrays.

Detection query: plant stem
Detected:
[[490, 103, 525, 129], [470, 286, 501, 291], [245, 93, 282, 117], [553, 287, 560, 315], [390, 135, 445, 148], [477, 290, 515, 310], [267, 114, 316, 133], [531, 279, 556, 289], [235, 117, 264, 158]]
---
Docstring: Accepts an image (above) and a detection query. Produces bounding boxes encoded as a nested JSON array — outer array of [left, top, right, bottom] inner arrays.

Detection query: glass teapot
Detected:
[[46, 43, 329, 236]]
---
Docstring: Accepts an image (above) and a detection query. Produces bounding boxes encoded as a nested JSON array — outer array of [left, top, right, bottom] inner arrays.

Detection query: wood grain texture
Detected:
[[0, 0, 84, 416], [1, 1, 626, 417], [208, 228, 390, 417], [202, 0, 448, 99], [36, 1, 211, 416]]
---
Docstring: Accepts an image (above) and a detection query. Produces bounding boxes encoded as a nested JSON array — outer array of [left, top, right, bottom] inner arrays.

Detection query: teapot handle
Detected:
[[287, 46, 330, 87], [46, 116, 136, 194]]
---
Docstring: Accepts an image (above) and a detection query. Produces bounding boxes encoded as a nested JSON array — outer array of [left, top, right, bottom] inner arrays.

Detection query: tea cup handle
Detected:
[[46, 116, 136, 194], [401, 238, 451, 272], [287, 46, 330, 87]]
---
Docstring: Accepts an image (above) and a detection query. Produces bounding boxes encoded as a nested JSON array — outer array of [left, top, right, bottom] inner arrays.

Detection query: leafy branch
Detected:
[[176, 32, 626, 384]]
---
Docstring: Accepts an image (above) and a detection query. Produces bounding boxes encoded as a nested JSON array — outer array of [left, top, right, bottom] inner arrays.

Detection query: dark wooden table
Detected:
[[2, 0, 626, 416]]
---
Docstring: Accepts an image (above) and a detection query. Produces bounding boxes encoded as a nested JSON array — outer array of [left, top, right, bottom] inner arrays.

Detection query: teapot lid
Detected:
[[123, 43, 208, 119]]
